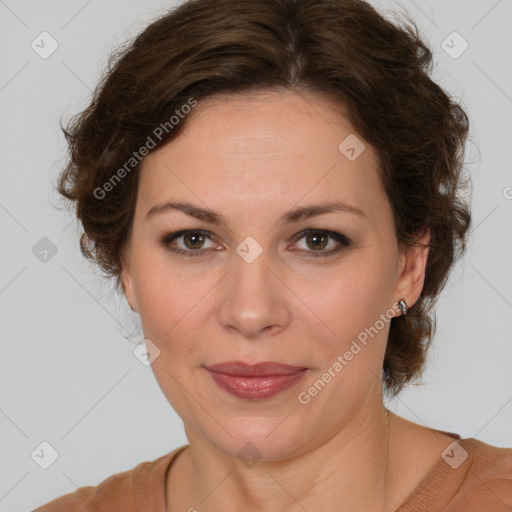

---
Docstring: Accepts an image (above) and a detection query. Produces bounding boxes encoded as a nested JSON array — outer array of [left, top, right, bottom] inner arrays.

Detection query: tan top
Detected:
[[33, 436, 512, 511]]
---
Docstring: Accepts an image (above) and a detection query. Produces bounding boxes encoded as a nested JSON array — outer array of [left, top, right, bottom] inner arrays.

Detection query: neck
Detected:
[[177, 403, 400, 512]]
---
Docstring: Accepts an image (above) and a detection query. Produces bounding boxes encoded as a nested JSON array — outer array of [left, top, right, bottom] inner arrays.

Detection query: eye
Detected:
[[289, 229, 351, 257], [160, 230, 221, 256], [160, 228, 351, 258]]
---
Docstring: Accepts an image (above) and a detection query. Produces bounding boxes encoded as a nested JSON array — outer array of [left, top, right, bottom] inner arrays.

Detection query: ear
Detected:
[[120, 245, 137, 311], [394, 227, 431, 313]]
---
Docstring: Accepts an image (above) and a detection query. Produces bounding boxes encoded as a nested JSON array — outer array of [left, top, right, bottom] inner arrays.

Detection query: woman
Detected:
[[34, 0, 512, 510]]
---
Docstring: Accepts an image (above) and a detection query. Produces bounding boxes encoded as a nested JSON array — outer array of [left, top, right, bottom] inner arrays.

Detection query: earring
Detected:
[[130, 304, 137, 312], [397, 299, 408, 316]]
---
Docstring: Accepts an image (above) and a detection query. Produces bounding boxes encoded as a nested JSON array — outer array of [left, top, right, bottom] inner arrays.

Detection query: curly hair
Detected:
[[57, 0, 472, 398]]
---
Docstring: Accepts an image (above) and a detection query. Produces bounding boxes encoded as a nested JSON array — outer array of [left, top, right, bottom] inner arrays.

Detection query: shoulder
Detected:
[[32, 470, 136, 512], [446, 438, 512, 511], [397, 437, 512, 512], [32, 446, 188, 512]]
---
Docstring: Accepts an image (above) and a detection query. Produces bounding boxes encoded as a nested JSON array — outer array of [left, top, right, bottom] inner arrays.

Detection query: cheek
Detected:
[[296, 258, 393, 349], [293, 263, 394, 415], [132, 252, 219, 342], [132, 256, 215, 413]]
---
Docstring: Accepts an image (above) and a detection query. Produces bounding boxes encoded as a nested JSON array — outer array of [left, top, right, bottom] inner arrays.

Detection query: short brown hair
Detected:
[[57, 0, 471, 397]]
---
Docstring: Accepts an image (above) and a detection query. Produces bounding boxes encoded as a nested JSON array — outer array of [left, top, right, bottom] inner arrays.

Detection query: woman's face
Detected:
[[122, 89, 429, 460]]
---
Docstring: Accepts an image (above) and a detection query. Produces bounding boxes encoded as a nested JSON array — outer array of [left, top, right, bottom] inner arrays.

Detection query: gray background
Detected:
[[0, 0, 511, 510]]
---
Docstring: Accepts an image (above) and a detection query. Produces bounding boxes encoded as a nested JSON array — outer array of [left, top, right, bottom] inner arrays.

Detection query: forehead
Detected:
[[163, 89, 359, 159], [138, 89, 388, 223]]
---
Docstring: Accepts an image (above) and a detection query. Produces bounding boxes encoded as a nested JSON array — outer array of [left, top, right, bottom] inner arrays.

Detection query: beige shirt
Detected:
[[33, 436, 512, 511]]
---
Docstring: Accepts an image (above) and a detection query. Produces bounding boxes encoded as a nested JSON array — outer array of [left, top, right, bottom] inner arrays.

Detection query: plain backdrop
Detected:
[[0, 0, 511, 510]]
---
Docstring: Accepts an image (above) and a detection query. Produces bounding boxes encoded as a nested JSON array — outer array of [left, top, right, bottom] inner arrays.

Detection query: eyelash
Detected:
[[159, 229, 351, 258]]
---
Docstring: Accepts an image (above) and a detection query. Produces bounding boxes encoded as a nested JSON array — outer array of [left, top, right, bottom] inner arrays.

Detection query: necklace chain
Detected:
[[384, 408, 390, 469]]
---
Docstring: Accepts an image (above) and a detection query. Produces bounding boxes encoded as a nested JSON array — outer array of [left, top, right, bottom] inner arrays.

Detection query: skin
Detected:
[[121, 88, 455, 512]]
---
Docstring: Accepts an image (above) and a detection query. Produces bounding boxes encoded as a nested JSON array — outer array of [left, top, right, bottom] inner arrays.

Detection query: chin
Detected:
[[210, 417, 307, 463]]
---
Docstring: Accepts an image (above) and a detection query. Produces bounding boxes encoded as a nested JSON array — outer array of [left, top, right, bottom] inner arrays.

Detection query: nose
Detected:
[[218, 246, 291, 339]]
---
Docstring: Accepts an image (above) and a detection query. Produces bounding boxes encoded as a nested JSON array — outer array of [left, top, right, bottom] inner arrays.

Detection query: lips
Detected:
[[205, 361, 308, 377], [203, 361, 309, 399]]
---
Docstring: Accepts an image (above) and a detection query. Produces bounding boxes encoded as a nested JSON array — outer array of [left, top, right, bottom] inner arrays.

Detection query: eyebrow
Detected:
[[145, 200, 365, 225]]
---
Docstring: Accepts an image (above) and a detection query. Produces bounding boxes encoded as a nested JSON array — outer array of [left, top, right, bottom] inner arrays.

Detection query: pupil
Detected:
[[307, 232, 327, 250], [185, 233, 204, 249]]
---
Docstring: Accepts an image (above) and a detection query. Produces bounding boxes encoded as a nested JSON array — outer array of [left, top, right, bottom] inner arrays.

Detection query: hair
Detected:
[[57, 0, 471, 398]]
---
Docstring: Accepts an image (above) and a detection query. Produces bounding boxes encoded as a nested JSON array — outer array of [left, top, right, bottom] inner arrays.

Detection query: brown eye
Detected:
[[160, 230, 219, 256], [183, 232, 206, 249], [305, 232, 329, 251], [291, 229, 351, 257]]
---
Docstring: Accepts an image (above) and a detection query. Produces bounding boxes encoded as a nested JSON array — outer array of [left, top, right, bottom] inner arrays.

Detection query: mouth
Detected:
[[204, 360, 308, 376], [203, 361, 309, 399]]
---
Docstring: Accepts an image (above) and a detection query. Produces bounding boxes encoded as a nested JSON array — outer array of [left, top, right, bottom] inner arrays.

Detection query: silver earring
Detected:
[[130, 304, 137, 312], [397, 299, 408, 316]]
